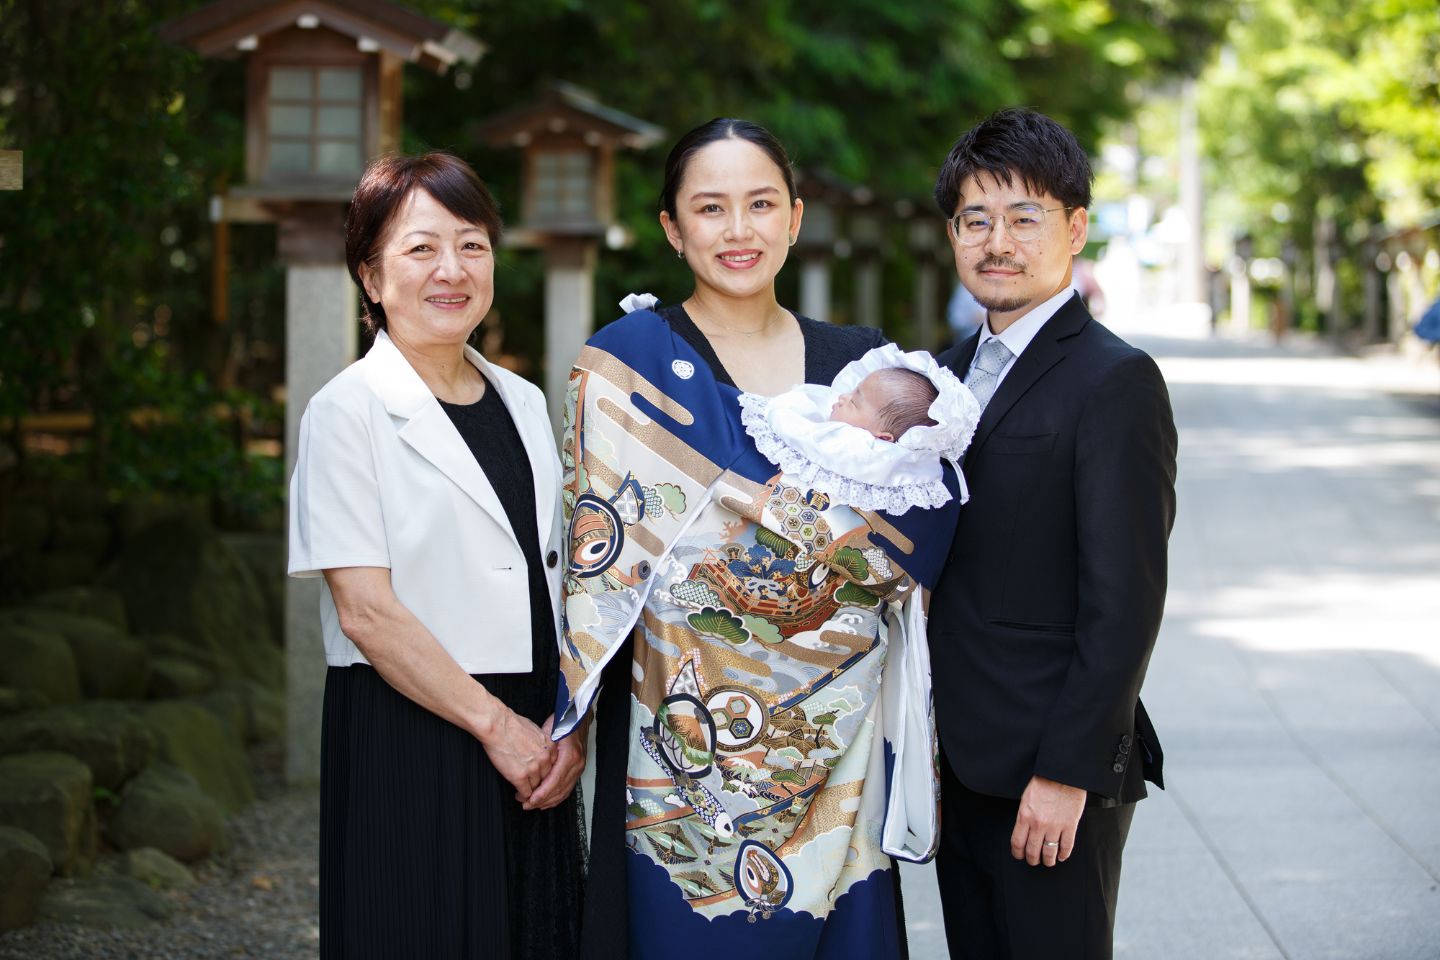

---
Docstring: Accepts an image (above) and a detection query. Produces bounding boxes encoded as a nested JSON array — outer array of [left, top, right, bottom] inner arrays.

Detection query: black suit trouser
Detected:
[[936, 750, 1135, 960]]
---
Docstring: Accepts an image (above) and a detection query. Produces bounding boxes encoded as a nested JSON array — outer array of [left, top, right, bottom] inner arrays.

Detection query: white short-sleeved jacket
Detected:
[[287, 329, 564, 674]]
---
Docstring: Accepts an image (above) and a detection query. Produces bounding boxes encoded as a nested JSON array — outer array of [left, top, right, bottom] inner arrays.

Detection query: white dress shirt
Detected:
[[966, 287, 1080, 386]]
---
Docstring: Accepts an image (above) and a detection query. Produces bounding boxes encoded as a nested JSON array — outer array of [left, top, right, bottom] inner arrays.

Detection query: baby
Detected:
[[829, 367, 940, 443], [740, 344, 980, 514]]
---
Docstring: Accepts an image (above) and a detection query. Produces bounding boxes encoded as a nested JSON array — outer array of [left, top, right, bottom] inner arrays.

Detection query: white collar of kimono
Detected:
[[739, 343, 980, 515]]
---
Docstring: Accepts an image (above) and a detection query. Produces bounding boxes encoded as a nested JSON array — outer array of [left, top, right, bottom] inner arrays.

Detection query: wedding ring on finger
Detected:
[[1043, 841, 1060, 847]]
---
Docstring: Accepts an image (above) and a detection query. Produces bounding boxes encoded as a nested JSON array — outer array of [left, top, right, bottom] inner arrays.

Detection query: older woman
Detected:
[[288, 152, 584, 959], [557, 120, 963, 958]]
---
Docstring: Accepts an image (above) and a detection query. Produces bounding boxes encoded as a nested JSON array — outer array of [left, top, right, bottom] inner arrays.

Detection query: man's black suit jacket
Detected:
[[932, 293, 1177, 804]]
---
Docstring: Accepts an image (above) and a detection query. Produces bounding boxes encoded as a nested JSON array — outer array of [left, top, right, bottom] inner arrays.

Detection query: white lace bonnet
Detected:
[[739, 343, 980, 514]]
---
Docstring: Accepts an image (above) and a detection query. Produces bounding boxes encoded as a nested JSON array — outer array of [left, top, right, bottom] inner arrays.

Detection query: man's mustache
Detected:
[[976, 257, 1026, 272]]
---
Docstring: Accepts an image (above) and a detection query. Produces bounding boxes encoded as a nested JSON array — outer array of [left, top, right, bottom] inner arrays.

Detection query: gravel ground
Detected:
[[0, 745, 321, 960]]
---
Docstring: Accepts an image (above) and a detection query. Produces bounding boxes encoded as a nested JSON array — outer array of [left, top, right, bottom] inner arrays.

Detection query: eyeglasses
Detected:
[[946, 204, 1071, 246]]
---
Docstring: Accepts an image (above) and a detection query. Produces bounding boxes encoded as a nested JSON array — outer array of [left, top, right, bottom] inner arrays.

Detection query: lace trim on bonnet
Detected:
[[740, 344, 980, 514]]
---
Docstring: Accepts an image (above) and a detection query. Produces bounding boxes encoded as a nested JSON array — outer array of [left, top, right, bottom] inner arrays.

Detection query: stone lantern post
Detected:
[[162, 0, 483, 783], [477, 83, 662, 431], [847, 195, 885, 330], [903, 206, 946, 352], [0, 152, 19, 191]]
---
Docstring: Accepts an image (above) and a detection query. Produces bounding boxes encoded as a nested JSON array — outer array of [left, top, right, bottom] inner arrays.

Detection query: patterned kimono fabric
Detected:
[[555, 311, 960, 960]]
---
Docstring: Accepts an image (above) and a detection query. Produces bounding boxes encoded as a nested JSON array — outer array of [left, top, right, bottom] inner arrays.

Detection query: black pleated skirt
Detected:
[[320, 663, 585, 959]]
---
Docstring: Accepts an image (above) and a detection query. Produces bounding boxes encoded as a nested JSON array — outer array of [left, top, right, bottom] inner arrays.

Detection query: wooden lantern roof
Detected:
[[476, 82, 664, 150], [159, 0, 484, 73]]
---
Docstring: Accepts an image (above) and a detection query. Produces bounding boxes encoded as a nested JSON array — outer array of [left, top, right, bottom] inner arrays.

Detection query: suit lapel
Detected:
[[362, 331, 520, 552], [968, 296, 1091, 455]]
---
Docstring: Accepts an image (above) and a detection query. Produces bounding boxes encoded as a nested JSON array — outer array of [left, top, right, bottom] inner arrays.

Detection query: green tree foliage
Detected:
[[0, 0, 280, 512], [1198, 0, 1439, 329], [0, 0, 1226, 504]]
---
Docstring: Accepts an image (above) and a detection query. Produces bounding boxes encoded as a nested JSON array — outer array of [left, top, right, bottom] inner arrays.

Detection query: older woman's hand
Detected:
[[522, 715, 587, 811], [482, 707, 556, 800]]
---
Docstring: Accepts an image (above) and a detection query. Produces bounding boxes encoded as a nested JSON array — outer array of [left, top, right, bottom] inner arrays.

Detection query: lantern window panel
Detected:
[[264, 65, 365, 180], [533, 150, 594, 220], [317, 106, 361, 138], [316, 141, 363, 176], [318, 68, 362, 101], [268, 141, 312, 173]]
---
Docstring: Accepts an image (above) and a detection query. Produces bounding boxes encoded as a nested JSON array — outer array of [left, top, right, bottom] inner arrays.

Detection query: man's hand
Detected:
[[1011, 775, 1086, 866], [522, 715, 587, 811]]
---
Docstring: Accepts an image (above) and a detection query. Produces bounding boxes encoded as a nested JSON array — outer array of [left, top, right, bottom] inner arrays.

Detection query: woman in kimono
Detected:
[[556, 119, 965, 959]]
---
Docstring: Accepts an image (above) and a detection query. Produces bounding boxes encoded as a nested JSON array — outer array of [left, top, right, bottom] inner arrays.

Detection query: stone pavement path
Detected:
[[5, 316, 1435, 960], [902, 315, 1440, 959]]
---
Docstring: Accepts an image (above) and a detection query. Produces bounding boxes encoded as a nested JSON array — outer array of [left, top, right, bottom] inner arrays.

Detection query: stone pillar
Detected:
[[853, 259, 881, 330], [281, 207, 356, 785], [909, 220, 943, 351], [1177, 79, 1206, 307], [1314, 216, 1340, 340], [543, 238, 597, 437], [1363, 241, 1383, 342], [800, 259, 832, 324], [914, 260, 939, 351], [1387, 264, 1407, 346], [1229, 256, 1251, 335]]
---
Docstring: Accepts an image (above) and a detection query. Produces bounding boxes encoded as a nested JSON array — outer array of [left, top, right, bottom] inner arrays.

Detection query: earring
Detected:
[[676, 248, 684, 259], [788, 235, 797, 246]]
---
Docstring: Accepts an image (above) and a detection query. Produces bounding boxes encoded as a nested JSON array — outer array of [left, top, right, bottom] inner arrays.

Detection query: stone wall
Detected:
[[0, 483, 284, 932]]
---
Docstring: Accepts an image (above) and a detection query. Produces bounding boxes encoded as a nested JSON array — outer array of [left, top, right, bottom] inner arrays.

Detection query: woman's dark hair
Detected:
[[659, 118, 798, 218], [345, 151, 503, 334], [933, 107, 1093, 217]]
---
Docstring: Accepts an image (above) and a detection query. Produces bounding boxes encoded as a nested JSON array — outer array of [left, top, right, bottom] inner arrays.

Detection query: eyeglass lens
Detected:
[[952, 205, 1050, 245]]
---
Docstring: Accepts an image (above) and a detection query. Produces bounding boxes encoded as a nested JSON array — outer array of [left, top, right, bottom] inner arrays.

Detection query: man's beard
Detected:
[[969, 257, 1031, 314]]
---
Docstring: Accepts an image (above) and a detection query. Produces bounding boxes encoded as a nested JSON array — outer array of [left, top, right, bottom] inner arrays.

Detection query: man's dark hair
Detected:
[[345, 151, 503, 334], [933, 107, 1093, 216]]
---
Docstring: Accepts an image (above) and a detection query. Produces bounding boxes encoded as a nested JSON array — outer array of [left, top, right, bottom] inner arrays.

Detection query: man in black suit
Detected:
[[929, 108, 1178, 959]]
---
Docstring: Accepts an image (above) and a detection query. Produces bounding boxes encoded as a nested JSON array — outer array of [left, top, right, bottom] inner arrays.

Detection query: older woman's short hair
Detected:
[[345, 152, 503, 334]]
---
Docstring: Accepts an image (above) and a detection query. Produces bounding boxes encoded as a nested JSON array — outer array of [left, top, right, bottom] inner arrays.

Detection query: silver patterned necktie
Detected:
[[965, 337, 1014, 412]]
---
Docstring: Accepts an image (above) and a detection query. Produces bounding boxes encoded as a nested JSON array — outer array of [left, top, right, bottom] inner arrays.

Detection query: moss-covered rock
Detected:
[[104, 519, 282, 689], [0, 622, 81, 707], [221, 532, 285, 655], [0, 752, 96, 876], [38, 873, 172, 928], [114, 846, 195, 890], [31, 552, 104, 592], [106, 764, 225, 863], [0, 687, 50, 718], [0, 702, 154, 791], [3, 608, 149, 700], [28, 586, 129, 632], [141, 702, 254, 814], [148, 655, 216, 698], [190, 687, 249, 743], [1, 499, 50, 557], [0, 825, 52, 931], [138, 632, 223, 674], [236, 678, 285, 745], [114, 493, 209, 543]]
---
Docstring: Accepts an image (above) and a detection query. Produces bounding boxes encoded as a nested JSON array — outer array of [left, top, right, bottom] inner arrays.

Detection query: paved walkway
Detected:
[[902, 312, 1440, 959]]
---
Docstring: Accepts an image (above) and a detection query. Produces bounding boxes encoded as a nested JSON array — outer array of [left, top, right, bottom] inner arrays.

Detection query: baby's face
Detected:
[[830, 372, 896, 442]]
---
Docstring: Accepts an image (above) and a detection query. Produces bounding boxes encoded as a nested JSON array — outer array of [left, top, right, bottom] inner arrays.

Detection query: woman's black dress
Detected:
[[578, 305, 894, 959], [320, 376, 584, 959]]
